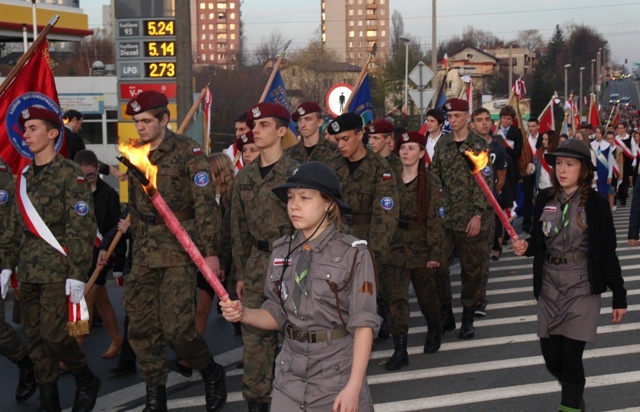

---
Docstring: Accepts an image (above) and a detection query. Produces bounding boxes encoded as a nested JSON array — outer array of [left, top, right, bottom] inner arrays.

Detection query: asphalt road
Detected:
[[2, 202, 640, 412], [602, 77, 639, 109]]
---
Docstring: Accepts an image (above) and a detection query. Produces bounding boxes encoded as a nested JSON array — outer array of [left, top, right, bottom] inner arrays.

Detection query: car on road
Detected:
[[609, 93, 620, 104], [620, 96, 632, 106]]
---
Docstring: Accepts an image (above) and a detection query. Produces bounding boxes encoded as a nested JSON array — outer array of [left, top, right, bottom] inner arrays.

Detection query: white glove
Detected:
[[112, 271, 123, 279], [1, 269, 12, 300], [65, 279, 86, 304], [633, 159, 637, 168]]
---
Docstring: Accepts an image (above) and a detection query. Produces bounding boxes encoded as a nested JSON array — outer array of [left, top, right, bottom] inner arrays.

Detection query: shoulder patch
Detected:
[[74, 201, 89, 216], [194, 171, 210, 187], [0, 190, 9, 204], [381, 196, 394, 210], [340, 234, 367, 247], [77, 176, 86, 183], [193, 147, 203, 156], [382, 172, 392, 181]]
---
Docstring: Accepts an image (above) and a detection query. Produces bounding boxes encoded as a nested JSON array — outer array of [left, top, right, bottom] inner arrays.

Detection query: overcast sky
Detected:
[[83, 0, 640, 70]]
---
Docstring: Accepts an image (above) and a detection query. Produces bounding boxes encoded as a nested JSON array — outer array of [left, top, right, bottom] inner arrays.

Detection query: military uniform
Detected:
[[429, 128, 491, 333], [262, 225, 381, 411], [329, 148, 399, 265], [1, 153, 96, 384], [285, 136, 341, 165], [125, 128, 222, 386], [0, 157, 30, 368], [230, 153, 299, 402]]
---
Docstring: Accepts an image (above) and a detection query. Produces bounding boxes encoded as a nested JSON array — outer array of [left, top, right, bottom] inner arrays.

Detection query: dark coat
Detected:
[[525, 187, 627, 309], [627, 179, 640, 240]]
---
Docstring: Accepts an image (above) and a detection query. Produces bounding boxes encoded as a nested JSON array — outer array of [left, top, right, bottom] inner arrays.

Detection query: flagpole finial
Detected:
[[48, 15, 59, 26]]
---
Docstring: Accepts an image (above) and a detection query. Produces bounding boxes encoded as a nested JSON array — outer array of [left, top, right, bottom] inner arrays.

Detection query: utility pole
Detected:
[[175, 2, 193, 127]]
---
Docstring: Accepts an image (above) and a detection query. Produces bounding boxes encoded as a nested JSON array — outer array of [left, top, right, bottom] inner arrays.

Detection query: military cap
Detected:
[[236, 131, 255, 152], [326, 112, 363, 135], [443, 98, 469, 112], [245, 102, 291, 127], [125, 91, 169, 116], [291, 101, 322, 122], [364, 118, 394, 135], [272, 161, 351, 213], [544, 138, 595, 169], [397, 130, 427, 147], [19, 106, 62, 128]]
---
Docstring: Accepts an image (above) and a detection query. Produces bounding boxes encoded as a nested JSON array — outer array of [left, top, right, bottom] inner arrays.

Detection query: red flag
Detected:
[[511, 77, 527, 100], [611, 109, 620, 128], [588, 95, 600, 127], [572, 101, 581, 130], [0, 40, 62, 173], [538, 98, 555, 132]]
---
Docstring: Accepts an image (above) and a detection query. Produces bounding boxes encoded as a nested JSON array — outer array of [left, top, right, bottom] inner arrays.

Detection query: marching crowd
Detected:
[[0, 90, 636, 412]]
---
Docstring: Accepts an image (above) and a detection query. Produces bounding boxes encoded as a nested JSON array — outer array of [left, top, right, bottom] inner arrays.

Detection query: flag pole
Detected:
[[342, 42, 377, 114], [259, 40, 292, 103], [176, 72, 216, 135], [0, 15, 58, 98]]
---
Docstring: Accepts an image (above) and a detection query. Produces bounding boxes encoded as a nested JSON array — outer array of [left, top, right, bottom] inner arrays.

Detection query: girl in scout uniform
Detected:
[[221, 161, 381, 411], [513, 139, 627, 412]]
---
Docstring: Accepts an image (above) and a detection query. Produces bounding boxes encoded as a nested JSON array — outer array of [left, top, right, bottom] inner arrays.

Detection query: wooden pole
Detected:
[[342, 42, 377, 114], [176, 72, 216, 135], [0, 15, 58, 98], [259, 40, 292, 103]]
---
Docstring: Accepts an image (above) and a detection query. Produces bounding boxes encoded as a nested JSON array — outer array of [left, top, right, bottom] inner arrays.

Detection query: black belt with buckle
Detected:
[[546, 251, 587, 265], [285, 324, 349, 343]]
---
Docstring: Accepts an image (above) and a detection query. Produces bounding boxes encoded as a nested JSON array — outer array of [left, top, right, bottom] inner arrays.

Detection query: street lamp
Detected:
[[591, 59, 596, 95], [400, 37, 410, 117], [579, 66, 585, 115], [564, 63, 571, 102]]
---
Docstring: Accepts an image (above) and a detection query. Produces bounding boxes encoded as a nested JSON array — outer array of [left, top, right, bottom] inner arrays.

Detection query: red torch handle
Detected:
[[471, 173, 519, 241], [150, 192, 230, 302]]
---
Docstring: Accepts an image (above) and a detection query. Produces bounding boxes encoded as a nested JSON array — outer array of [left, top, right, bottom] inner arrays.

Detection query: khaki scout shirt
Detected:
[[429, 129, 492, 232], [285, 137, 341, 165], [1, 153, 96, 283], [329, 148, 399, 264], [230, 154, 299, 293], [128, 129, 221, 270]]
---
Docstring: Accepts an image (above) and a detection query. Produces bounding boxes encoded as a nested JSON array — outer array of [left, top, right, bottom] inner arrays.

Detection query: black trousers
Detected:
[[540, 335, 586, 408]]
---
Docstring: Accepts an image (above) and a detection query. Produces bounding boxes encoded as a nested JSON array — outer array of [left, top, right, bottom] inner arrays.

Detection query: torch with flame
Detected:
[[463, 148, 519, 241], [117, 143, 230, 302]]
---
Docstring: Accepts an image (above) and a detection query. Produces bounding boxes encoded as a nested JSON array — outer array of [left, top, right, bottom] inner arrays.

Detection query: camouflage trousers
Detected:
[[441, 230, 489, 308], [0, 300, 27, 362], [124, 264, 212, 386], [20, 282, 87, 384], [241, 288, 278, 403], [434, 263, 452, 307], [383, 266, 441, 335]]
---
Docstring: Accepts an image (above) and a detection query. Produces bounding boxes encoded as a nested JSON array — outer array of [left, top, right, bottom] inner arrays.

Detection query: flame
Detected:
[[464, 149, 489, 174], [118, 142, 158, 188]]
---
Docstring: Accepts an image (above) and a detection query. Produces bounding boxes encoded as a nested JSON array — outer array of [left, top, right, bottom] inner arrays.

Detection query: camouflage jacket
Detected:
[[128, 129, 221, 270], [230, 154, 299, 293], [285, 136, 341, 165], [329, 148, 399, 264], [0, 157, 14, 238], [429, 128, 492, 232], [384, 151, 403, 173], [0, 153, 96, 283], [389, 169, 445, 268]]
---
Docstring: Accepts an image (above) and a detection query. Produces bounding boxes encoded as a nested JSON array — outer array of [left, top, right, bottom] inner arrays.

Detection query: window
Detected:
[[349, 41, 353, 47], [80, 112, 117, 145], [201, 34, 206, 40], [209, 34, 214, 40], [200, 44, 204, 49], [199, 3, 205, 9], [218, 43, 227, 50], [230, 44, 234, 50], [218, 33, 227, 40], [217, 3, 227, 9], [208, 24, 214, 30], [229, 2, 235, 8], [210, 55, 215, 61], [209, 13, 214, 19], [230, 33, 236, 39], [217, 23, 227, 30], [466, 53, 474, 60], [208, 2, 214, 9], [358, 52, 363, 58], [217, 53, 225, 60], [359, 31, 363, 37], [230, 23, 236, 29], [201, 53, 207, 61], [358, 9, 363, 15], [381, 30, 386, 36], [209, 44, 214, 49], [200, 13, 205, 19], [367, 30, 377, 37], [358, 20, 363, 26], [218, 12, 226, 20], [349, 31, 355, 38], [348, 9, 354, 16], [201, 24, 206, 30], [230, 12, 236, 19], [322, 12, 326, 21], [349, 21, 354, 27]]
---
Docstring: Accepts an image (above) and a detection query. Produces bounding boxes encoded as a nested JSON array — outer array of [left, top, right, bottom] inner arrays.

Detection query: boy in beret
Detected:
[[123, 90, 227, 411], [286, 101, 341, 165], [429, 98, 492, 339], [236, 131, 259, 166], [230, 102, 299, 411], [1, 105, 100, 411], [365, 118, 402, 172]]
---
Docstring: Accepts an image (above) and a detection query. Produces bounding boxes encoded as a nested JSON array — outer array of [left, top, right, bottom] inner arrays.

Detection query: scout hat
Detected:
[[125, 91, 169, 115], [19, 106, 63, 129], [397, 130, 427, 147], [364, 118, 394, 135], [291, 101, 322, 122], [443, 98, 469, 112], [245, 102, 291, 127], [326, 112, 363, 135], [544, 138, 595, 169], [272, 161, 351, 213], [235, 131, 254, 152]]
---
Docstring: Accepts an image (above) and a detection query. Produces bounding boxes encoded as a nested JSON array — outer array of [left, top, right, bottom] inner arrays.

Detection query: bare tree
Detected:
[[515, 30, 545, 54], [254, 29, 287, 67], [390, 10, 405, 59], [288, 39, 343, 105]]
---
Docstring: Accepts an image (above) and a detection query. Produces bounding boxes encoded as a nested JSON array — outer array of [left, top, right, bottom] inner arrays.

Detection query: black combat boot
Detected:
[[459, 306, 475, 339], [142, 386, 167, 412], [424, 322, 443, 353], [377, 302, 390, 339], [37, 382, 61, 412], [15, 354, 37, 402], [71, 365, 101, 412], [386, 334, 409, 370], [440, 303, 456, 332], [200, 360, 227, 412], [247, 399, 270, 412]]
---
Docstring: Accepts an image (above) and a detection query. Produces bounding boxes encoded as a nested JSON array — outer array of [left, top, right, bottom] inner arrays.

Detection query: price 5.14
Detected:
[[145, 41, 175, 57], [145, 62, 176, 78]]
